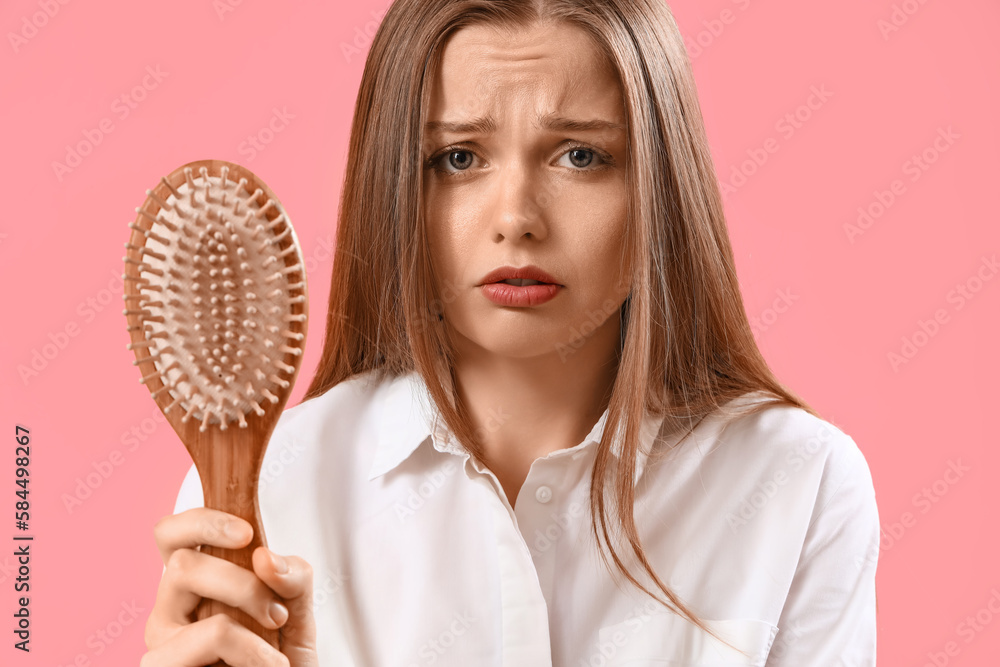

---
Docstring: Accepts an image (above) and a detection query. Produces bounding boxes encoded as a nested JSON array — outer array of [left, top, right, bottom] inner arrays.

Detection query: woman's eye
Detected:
[[559, 148, 597, 169], [436, 150, 476, 173]]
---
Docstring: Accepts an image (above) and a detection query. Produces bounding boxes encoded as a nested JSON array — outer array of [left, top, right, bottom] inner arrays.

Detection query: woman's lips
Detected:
[[477, 265, 561, 286], [480, 282, 561, 307]]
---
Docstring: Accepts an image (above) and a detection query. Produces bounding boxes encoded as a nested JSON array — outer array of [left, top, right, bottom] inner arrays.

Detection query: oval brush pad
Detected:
[[123, 159, 307, 654]]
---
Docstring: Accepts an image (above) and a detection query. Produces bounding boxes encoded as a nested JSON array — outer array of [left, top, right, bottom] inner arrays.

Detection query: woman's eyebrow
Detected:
[[425, 116, 497, 136], [538, 113, 625, 133], [425, 113, 624, 136]]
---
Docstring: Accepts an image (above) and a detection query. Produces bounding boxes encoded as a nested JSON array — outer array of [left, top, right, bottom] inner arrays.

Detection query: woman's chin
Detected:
[[453, 325, 581, 362]]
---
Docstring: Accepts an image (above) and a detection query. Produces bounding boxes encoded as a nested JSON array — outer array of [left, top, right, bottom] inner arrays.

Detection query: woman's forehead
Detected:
[[427, 22, 623, 128], [434, 21, 614, 82]]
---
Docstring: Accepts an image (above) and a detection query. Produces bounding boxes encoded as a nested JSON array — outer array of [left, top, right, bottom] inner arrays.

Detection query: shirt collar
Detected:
[[367, 370, 437, 481], [367, 370, 666, 485]]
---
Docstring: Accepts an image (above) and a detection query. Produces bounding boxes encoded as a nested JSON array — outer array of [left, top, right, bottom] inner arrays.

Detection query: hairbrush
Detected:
[[123, 159, 307, 655]]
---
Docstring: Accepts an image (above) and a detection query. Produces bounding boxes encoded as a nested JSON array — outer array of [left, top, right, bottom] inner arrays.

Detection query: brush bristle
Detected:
[[126, 165, 306, 431]]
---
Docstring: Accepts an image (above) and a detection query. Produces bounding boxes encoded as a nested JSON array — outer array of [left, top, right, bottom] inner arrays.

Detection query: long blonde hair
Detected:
[[305, 0, 818, 650]]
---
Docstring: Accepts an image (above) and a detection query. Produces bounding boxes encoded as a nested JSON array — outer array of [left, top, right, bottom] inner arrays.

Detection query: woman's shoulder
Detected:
[[724, 392, 864, 461], [649, 391, 872, 505], [657, 391, 880, 554], [275, 368, 388, 433], [701, 391, 875, 507]]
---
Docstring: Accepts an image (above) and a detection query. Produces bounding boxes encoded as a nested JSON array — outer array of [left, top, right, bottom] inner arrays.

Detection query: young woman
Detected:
[[142, 1, 879, 665]]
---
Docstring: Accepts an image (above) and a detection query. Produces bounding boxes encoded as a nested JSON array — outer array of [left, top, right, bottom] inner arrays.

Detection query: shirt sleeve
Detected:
[[172, 462, 205, 514], [766, 434, 880, 666]]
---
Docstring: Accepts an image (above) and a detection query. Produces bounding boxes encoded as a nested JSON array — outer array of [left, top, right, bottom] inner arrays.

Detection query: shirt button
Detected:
[[535, 485, 552, 503]]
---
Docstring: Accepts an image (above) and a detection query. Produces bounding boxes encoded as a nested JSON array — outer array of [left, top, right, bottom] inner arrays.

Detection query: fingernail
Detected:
[[269, 600, 289, 627], [224, 521, 248, 541], [270, 550, 289, 574]]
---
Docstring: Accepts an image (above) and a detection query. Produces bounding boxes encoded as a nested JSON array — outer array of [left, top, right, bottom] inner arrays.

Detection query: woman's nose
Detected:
[[487, 157, 549, 242]]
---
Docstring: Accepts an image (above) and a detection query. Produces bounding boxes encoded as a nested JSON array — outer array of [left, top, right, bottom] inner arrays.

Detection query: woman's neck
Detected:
[[449, 311, 622, 504]]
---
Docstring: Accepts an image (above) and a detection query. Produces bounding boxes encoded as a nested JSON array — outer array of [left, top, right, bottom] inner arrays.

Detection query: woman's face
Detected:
[[423, 20, 629, 363]]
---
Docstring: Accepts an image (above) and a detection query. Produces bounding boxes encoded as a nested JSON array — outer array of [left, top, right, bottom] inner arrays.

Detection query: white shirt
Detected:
[[172, 368, 880, 666]]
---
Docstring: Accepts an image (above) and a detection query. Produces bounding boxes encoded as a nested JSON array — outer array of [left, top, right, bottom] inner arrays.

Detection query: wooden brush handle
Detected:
[[188, 420, 281, 664]]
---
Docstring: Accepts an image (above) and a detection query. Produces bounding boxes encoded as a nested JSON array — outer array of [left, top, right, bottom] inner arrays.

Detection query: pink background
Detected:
[[1, 0, 998, 664]]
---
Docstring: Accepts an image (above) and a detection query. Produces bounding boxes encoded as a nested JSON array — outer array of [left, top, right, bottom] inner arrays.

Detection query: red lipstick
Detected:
[[477, 265, 563, 307]]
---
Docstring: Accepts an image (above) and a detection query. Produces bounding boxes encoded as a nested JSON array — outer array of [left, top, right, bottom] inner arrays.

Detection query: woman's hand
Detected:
[[141, 508, 319, 666]]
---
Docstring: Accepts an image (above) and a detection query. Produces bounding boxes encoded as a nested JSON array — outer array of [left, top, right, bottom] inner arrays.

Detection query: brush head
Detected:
[[123, 160, 308, 433]]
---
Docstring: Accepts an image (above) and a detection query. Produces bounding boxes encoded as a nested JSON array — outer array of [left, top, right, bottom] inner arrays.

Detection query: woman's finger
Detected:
[[153, 508, 254, 564], [252, 548, 318, 660], [147, 547, 289, 647], [141, 612, 290, 667]]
